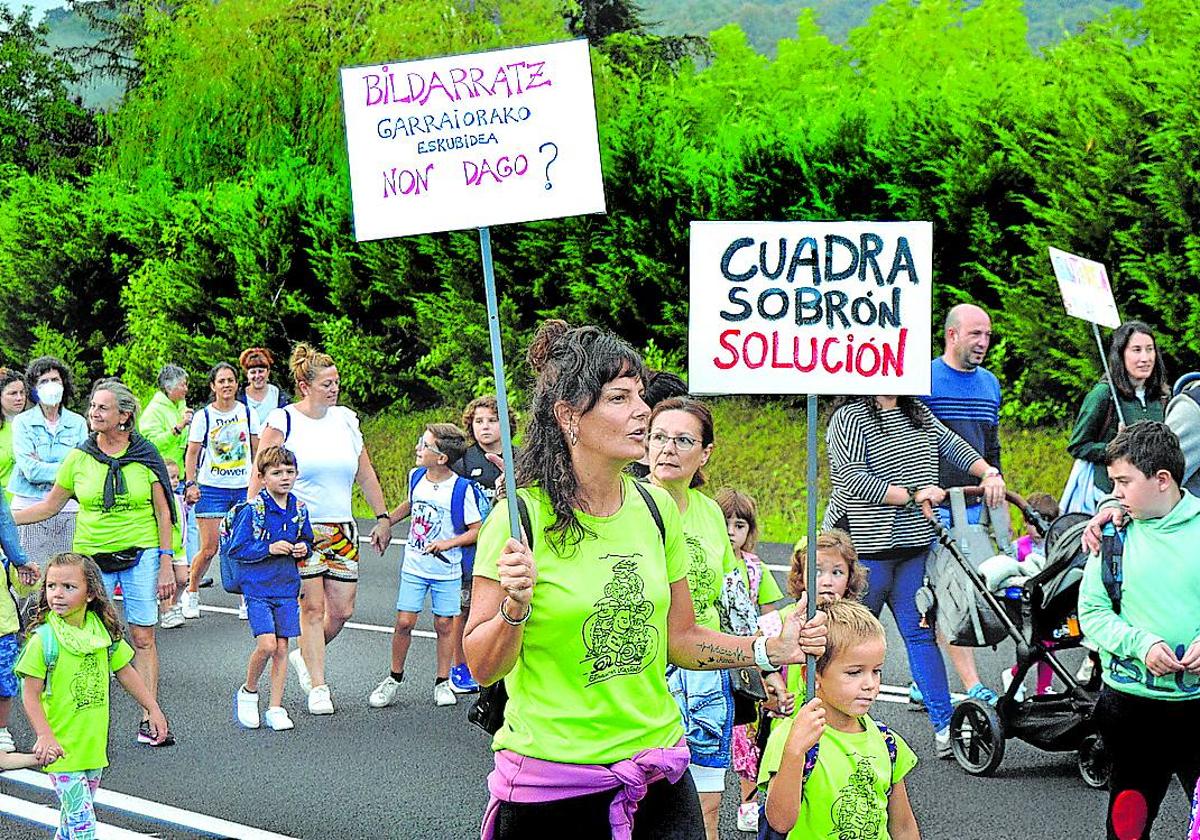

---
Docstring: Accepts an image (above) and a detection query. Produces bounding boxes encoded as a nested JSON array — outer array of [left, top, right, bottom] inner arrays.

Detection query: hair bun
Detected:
[[526, 319, 570, 374], [290, 343, 313, 369]]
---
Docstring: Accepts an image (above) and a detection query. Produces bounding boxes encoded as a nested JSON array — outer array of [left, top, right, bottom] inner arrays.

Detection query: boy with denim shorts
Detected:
[[371, 423, 481, 709], [1078, 421, 1200, 839], [224, 446, 312, 731], [0, 491, 38, 753]]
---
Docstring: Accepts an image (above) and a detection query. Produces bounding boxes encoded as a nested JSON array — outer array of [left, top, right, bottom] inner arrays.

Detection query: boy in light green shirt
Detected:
[[759, 599, 920, 840], [1077, 421, 1200, 839]]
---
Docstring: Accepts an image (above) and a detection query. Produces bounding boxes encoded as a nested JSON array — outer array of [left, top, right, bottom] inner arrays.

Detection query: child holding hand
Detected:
[[224, 446, 313, 731], [759, 599, 920, 840], [15, 553, 169, 838]]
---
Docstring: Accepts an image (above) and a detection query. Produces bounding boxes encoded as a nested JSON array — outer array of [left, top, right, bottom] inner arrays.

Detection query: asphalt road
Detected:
[[1, 536, 1192, 839]]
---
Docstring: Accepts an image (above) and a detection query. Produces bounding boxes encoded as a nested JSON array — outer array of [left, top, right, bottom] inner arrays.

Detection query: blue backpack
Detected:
[[32, 623, 121, 698], [758, 721, 899, 840], [408, 467, 490, 573], [217, 495, 269, 594]]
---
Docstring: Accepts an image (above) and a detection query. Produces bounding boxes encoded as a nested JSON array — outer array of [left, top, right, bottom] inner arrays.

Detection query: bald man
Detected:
[[919, 303, 1004, 707]]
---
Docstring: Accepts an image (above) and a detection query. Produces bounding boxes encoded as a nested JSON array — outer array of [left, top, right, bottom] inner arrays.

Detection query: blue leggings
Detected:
[[49, 769, 102, 840], [860, 547, 953, 732]]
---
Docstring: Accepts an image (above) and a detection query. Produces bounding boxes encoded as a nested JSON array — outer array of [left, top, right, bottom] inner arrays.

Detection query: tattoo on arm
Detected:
[[694, 642, 747, 668]]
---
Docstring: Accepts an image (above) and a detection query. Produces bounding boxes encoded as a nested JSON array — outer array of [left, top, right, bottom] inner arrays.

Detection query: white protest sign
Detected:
[[340, 39, 605, 241], [1047, 247, 1121, 329], [689, 221, 933, 396]]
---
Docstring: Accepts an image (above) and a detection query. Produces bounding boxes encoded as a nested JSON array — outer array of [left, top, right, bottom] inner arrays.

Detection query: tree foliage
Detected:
[[0, 0, 1196, 423]]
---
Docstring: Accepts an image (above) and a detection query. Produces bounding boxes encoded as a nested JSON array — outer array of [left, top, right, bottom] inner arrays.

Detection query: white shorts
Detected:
[[688, 763, 727, 793]]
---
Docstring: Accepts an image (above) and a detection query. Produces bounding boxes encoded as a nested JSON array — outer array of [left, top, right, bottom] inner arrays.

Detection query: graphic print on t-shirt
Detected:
[[70, 652, 105, 712], [581, 557, 658, 686], [409, 500, 443, 556], [685, 534, 715, 620], [830, 752, 881, 839], [207, 414, 250, 479]]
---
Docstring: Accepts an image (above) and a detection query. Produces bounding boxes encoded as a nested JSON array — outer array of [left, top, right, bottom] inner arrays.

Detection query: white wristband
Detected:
[[753, 635, 779, 672]]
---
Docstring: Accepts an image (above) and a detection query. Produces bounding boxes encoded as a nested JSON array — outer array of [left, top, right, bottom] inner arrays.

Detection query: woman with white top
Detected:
[[181, 362, 260, 618], [237, 347, 290, 427], [252, 343, 392, 715], [7, 357, 88, 562]]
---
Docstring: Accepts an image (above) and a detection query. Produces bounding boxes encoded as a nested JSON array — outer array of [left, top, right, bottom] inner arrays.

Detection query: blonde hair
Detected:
[[289, 343, 335, 391], [816, 598, 885, 674], [716, 488, 759, 553], [256, 445, 298, 474], [29, 553, 124, 642], [788, 528, 868, 602]]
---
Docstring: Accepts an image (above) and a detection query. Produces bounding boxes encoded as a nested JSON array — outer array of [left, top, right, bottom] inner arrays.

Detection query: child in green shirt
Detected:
[[15, 552, 170, 838], [1078, 421, 1200, 839], [759, 599, 920, 840]]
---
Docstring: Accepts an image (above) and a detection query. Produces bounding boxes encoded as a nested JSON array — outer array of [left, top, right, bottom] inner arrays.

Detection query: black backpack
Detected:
[[467, 483, 666, 735]]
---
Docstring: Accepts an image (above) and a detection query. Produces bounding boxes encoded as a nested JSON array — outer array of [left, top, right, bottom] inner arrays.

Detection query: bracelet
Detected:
[[375, 513, 390, 521], [499, 597, 532, 626], [184, 480, 197, 489], [753, 635, 779, 672], [983, 467, 1002, 479], [157, 549, 174, 558]]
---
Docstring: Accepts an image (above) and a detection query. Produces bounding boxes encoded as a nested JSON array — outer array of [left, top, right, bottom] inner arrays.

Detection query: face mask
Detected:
[[37, 381, 64, 407]]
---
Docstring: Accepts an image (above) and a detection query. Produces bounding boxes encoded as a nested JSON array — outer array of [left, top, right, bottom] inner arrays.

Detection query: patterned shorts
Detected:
[[298, 522, 360, 582], [0, 633, 20, 698]]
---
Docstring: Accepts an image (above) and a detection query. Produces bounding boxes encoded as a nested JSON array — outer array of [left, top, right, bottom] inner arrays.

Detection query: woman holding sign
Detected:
[[465, 320, 826, 840], [1065, 320, 1168, 513], [824, 395, 1004, 756]]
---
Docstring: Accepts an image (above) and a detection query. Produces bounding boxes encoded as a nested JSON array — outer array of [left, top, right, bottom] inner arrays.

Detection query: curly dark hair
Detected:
[[0, 366, 25, 428], [25, 356, 74, 407], [516, 320, 647, 550]]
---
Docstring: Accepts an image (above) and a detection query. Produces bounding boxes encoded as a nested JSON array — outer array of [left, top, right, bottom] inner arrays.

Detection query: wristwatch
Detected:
[[983, 467, 1002, 479], [753, 635, 779, 673]]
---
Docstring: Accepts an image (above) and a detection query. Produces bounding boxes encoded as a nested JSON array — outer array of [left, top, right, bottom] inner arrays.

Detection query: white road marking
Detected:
[[0, 792, 154, 838], [4, 769, 298, 839]]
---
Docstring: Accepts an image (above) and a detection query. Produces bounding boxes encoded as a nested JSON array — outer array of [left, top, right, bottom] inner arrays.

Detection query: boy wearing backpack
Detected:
[[223, 446, 313, 731], [758, 599, 921, 840], [371, 423, 482, 709], [1078, 421, 1200, 840]]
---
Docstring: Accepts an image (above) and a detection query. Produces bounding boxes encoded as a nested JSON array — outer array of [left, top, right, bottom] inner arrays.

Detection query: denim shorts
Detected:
[[0, 633, 20, 697], [667, 666, 734, 769], [194, 485, 247, 518], [395, 570, 461, 617], [101, 548, 160, 627], [245, 594, 300, 639]]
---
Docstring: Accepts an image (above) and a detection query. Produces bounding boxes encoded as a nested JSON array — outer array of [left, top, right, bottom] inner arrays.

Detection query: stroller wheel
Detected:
[[1077, 733, 1111, 790], [950, 698, 1006, 776]]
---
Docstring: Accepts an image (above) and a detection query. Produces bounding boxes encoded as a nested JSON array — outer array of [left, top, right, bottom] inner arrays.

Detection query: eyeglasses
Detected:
[[416, 438, 444, 456], [647, 431, 699, 452]]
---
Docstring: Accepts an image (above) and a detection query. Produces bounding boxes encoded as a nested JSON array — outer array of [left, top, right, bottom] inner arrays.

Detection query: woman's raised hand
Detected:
[[497, 537, 536, 607]]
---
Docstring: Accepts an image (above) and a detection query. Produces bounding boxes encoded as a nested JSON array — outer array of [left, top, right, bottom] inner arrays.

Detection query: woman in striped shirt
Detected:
[[824, 395, 1005, 755]]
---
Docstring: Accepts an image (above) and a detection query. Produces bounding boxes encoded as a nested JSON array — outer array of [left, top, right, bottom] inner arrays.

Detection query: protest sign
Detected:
[[688, 221, 933, 396], [340, 39, 605, 241], [1048, 247, 1121, 329]]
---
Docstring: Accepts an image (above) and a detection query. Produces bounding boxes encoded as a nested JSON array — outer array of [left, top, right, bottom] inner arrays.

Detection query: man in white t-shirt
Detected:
[[369, 423, 481, 709]]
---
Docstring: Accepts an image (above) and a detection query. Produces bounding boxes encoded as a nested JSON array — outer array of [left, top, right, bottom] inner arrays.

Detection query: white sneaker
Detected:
[[289, 648, 313, 694], [433, 680, 457, 707], [934, 726, 953, 759], [1000, 667, 1027, 703], [369, 676, 402, 709], [238, 596, 248, 620], [307, 685, 334, 715], [236, 685, 260, 729], [264, 707, 294, 731], [180, 590, 201, 619], [736, 801, 759, 832], [0, 727, 15, 753], [159, 605, 185, 629]]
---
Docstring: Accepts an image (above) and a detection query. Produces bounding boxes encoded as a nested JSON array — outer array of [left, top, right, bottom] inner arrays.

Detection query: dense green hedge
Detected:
[[1, 0, 1197, 425]]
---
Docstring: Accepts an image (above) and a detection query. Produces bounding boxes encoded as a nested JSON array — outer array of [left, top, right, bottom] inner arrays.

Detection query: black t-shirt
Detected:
[[451, 444, 510, 501]]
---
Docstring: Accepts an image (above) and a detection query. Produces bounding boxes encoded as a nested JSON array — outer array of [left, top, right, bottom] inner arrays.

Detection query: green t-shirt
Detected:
[[742, 551, 785, 606], [0, 422, 14, 501], [14, 612, 135, 773], [758, 713, 918, 839], [680, 488, 739, 631], [56, 447, 162, 554], [474, 478, 688, 764]]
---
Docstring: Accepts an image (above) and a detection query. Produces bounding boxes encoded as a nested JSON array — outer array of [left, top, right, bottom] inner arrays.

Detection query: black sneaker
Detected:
[[137, 719, 176, 747]]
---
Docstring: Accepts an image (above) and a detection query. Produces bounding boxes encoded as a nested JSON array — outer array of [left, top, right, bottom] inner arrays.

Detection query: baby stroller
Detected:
[[921, 488, 1110, 788]]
